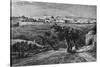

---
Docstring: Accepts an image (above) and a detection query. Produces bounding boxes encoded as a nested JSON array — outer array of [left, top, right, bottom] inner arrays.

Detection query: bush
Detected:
[[51, 24, 85, 52]]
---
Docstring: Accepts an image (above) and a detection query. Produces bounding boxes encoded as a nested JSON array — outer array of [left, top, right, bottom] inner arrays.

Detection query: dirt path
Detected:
[[76, 45, 96, 61], [78, 52, 96, 62], [12, 48, 96, 66], [13, 49, 67, 66]]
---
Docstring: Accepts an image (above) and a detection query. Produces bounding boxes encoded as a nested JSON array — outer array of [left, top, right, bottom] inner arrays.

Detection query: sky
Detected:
[[11, 0, 97, 18]]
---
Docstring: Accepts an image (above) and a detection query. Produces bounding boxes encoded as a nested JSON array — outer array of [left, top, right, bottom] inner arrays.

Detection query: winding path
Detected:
[[12, 47, 96, 66]]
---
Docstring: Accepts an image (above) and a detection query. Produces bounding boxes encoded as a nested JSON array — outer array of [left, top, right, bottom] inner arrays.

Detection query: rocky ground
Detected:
[[12, 45, 96, 66]]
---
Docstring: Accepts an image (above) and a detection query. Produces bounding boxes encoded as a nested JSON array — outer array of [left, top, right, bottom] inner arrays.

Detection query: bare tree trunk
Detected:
[[71, 40, 76, 51], [64, 38, 68, 52]]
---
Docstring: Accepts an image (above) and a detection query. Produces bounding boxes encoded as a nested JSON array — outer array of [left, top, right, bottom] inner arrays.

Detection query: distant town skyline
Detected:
[[11, 0, 97, 18]]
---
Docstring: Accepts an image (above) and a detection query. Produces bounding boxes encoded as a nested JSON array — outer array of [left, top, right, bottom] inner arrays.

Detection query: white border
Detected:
[[0, 0, 99, 67]]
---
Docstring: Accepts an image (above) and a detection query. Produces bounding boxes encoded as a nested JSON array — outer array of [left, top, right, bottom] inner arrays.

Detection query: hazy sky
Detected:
[[11, 0, 96, 18]]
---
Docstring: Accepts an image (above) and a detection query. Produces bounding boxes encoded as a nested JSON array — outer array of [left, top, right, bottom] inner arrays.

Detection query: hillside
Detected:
[[12, 46, 96, 66]]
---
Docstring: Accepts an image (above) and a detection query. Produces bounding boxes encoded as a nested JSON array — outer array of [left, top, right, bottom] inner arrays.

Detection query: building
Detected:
[[19, 21, 44, 26]]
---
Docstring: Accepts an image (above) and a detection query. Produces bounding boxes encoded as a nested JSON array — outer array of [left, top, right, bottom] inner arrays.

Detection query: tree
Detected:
[[51, 24, 82, 53]]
